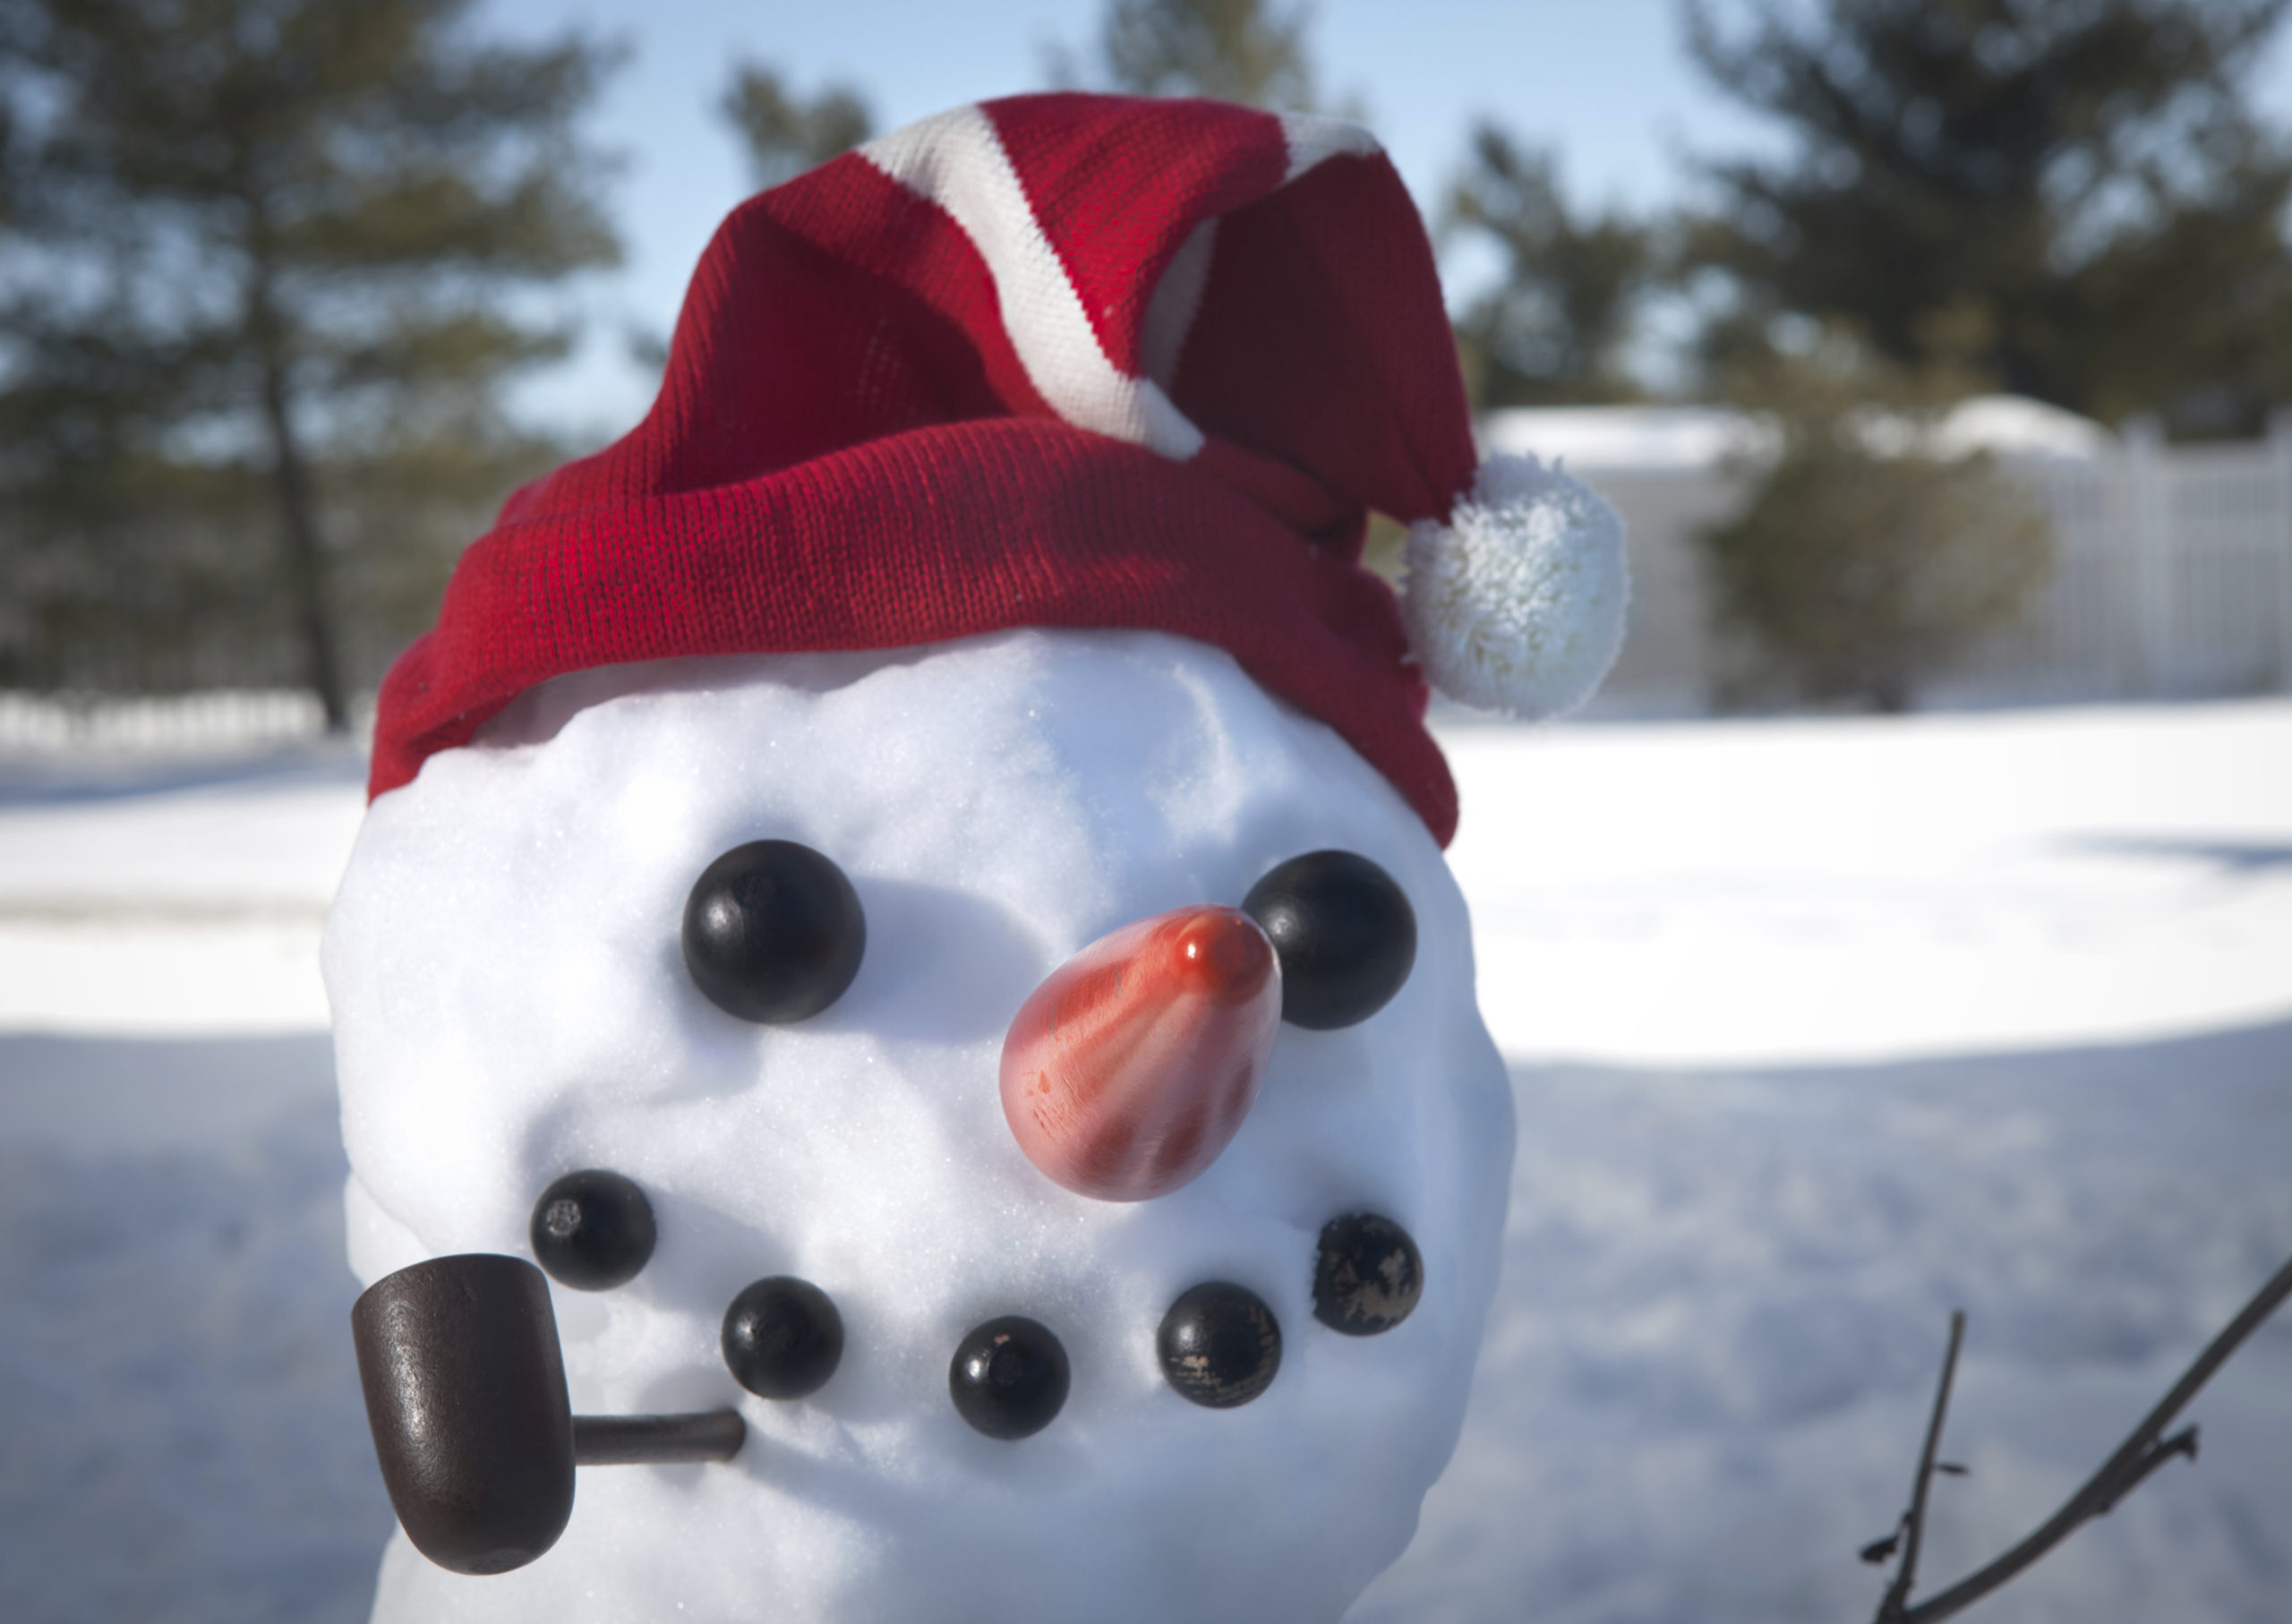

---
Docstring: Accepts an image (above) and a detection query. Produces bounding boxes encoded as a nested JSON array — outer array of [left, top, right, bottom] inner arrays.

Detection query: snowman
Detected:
[[325, 94, 1626, 1624]]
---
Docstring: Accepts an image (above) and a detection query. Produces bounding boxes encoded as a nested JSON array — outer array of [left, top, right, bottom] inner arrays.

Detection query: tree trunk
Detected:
[[256, 346, 348, 732]]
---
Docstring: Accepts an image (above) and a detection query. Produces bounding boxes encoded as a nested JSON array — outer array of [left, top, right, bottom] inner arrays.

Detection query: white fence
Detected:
[[1491, 403, 2292, 713], [0, 689, 368, 754], [1963, 420, 2292, 702]]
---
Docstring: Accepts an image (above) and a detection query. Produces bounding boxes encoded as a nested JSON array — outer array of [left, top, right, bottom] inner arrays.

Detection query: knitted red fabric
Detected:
[[370, 94, 1477, 843]]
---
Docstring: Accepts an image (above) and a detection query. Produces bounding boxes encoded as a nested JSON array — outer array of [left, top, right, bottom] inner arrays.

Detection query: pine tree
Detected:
[[722, 66, 873, 192], [1058, 0, 1320, 110], [1694, 329, 2055, 712], [1446, 123, 1655, 408], [0, 0, 620, 722], [1685, 0, 2292, 436]]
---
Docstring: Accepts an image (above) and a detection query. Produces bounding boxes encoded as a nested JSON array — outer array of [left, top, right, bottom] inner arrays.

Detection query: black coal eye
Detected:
[[529, 1169, 656, 1291], [949, 1316, 1070, 1440], [721, 1277, 844, 1399], [1312, 1212, 1423, 1335], [1241, 850, 1415, 1030], [1158, 1281, 1281, 1407], [682, 840, 866, 1023]]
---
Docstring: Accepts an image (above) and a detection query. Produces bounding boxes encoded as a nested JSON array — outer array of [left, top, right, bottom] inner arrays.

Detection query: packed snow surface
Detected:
[[325, 631, 1513, 1624], [1, 690, 2287, 1623], [0, 751, 362, 1032], [1447, 701, 2292, 1064]]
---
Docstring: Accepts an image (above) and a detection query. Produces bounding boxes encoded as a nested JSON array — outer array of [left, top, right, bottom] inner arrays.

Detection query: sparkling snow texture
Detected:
[[321, 629, 1515, 1624]]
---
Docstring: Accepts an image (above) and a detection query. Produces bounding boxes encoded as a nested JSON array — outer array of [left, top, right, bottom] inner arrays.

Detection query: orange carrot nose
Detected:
[[999, 905, 1282, 1202]]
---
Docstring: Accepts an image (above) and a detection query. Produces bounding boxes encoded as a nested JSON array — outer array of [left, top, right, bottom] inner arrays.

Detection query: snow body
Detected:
[[323, 628, 1513, 1624]]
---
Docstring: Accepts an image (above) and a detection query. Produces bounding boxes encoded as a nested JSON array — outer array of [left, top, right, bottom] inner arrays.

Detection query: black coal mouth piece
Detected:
[[351, 1252, 744, 1577]]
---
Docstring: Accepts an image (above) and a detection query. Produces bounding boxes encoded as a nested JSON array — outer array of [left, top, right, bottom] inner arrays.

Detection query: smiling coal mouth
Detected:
[[355, 1210, 1425, 1577]]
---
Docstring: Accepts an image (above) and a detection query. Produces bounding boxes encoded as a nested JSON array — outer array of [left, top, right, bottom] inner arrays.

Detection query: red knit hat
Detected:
[[369, 93, 1628, 844]]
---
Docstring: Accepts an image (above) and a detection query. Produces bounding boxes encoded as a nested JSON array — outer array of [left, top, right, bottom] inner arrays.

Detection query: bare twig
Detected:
[[1864, 1251, 2292, 1624], [1873, 1309, 1964, 1621], [2091, 1426, 2198, 1517]]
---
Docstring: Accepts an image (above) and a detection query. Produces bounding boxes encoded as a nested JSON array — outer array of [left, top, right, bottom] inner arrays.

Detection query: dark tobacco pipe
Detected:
[[352, 1252, 745, 1576]]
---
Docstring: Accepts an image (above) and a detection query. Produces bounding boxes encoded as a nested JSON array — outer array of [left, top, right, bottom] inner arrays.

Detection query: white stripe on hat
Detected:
[[1138, 219, 1217, 390], [860, 105, 1207, 461], [1278, 113, 1381, 184]]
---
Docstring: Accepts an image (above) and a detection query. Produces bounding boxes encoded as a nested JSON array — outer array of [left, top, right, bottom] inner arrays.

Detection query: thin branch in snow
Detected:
[[1871, 1308, 1964, 1621], [1861, 1251, 2292, 1624], [2091, 1426, 2198, 1517]]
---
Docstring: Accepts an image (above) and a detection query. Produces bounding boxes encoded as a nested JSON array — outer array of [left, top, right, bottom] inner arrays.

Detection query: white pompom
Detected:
[[1402, 453, 1629, 719]]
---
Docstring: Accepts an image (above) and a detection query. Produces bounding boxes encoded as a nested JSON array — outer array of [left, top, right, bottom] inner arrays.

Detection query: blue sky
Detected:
[[481, 0, 2292, 433]]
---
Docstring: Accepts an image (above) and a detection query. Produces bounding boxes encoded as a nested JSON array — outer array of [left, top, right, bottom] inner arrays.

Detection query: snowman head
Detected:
[[331, 627, 1512, 1620], [328, 94, 1625, 1624]]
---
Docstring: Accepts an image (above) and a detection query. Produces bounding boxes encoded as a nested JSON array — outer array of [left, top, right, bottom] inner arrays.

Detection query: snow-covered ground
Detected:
[[2, 703, 2287, 1622]]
